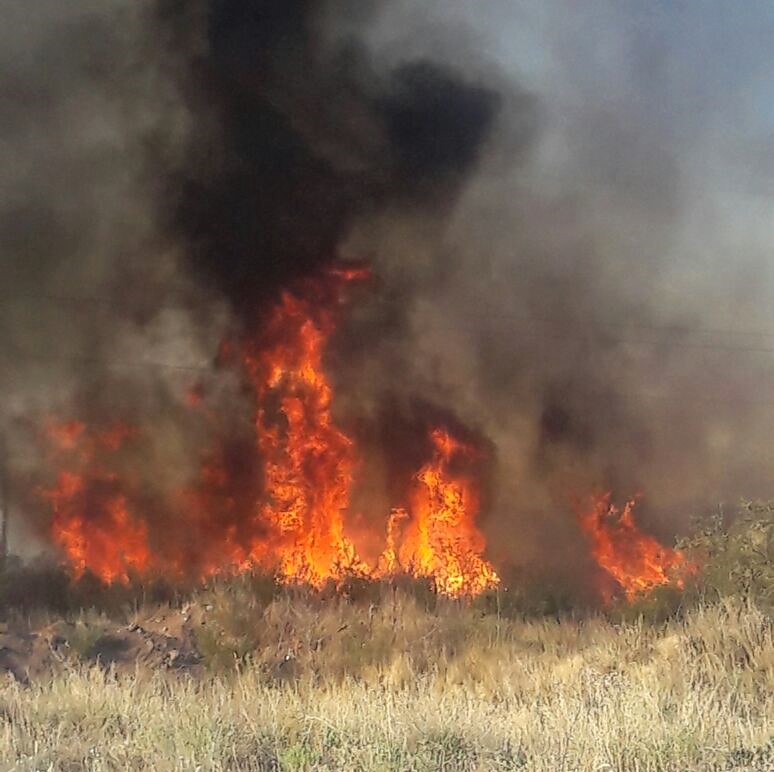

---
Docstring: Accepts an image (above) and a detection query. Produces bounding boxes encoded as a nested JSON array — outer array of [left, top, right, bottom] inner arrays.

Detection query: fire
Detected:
[[378, 507, 409, 575], [34, 270, 498, 597], [36, 274, 700, 604], [379, 429, 500, 598], [577, 493, 693, 603], [45, 420, 86, 450], [35, 275, 701, 604], [240, 282, 367, 586], [41, 423, 151, 584]]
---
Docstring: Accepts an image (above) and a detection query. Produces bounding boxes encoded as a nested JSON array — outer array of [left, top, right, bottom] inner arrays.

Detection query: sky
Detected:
[[367, 0, 774, 329]]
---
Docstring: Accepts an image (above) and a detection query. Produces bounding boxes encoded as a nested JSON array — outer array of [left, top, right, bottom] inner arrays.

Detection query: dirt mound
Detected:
[[0, 604, 210, 682]]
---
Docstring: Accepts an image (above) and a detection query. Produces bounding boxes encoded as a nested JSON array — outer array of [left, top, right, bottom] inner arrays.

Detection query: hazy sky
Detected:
[[365, 0, 774, 330]]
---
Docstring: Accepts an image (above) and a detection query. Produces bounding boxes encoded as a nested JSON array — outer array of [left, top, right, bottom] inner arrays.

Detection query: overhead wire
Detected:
[[3, 294, 774, 402]]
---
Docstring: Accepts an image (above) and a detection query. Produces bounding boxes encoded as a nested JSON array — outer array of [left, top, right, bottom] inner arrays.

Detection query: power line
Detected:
[[396, 321, 774, 357], [4, 301, 774, 396], [0, 293, 120, 306], [4, 329, 774, 381], [4, 344, 774, 410], [370, 300, 774, 341], [5, 323, 774, 361], [5, 291, 774, 343]]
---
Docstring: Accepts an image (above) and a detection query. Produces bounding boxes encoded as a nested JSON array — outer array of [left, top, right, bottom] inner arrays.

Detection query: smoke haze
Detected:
[[2, 0, 773, 584]]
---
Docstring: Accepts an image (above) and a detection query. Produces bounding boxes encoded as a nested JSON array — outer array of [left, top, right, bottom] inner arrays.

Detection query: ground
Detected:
[[0, 573, 770, 771]]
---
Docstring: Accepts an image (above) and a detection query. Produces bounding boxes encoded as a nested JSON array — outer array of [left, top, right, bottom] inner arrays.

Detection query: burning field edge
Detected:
[[0, 504, 770, 770], [33, 269, 698, 607]]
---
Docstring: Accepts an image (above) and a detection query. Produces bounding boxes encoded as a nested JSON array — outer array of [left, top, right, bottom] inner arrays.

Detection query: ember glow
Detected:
[[38, 271, 499, 597], [577, 493, 693, 603]]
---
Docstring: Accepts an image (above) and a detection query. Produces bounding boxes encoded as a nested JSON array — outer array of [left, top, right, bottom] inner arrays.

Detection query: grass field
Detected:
[[0, 586, 770, 770], [0, 504, 770, 771]]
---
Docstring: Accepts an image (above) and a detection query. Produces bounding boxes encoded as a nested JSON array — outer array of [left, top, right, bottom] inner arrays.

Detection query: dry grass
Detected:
[[0, 583, 770, 771], [0, 505, 770, 770]]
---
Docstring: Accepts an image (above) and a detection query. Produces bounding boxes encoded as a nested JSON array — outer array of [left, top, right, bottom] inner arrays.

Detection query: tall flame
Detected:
[[379, 429, 500, 598], [240, 284, 367, 586], [577, 493, 693, 603]]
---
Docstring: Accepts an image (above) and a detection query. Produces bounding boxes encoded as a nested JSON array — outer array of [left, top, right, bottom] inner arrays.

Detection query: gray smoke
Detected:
[[337, 0, 774, 582], [0, 0, 231, 553], [2, 0, 774, 587]]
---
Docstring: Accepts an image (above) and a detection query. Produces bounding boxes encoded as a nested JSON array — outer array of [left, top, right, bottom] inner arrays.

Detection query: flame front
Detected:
[[39, 272, 498, 597], [577, 493, 694, 603], [37, 277, 695, 604]]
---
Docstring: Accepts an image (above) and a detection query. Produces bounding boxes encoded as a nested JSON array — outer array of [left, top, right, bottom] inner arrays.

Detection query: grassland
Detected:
[[0, 504, 770, 771]]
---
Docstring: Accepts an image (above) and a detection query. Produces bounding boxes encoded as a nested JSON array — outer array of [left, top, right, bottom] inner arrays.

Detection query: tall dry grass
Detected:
[[0, 591, 771, 771]]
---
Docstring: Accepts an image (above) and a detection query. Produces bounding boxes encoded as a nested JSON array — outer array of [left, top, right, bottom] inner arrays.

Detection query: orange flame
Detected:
[[42, 423, 151, 584], [240, 287, 367, 586], [378, 507, 409, 576], [379, 429, 500, 598], [39, 271, 498, 597], [577, 493, 693, 603]]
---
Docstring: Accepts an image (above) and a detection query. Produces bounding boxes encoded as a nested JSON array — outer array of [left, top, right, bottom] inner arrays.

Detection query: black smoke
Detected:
[[162, 0, 502, 318]]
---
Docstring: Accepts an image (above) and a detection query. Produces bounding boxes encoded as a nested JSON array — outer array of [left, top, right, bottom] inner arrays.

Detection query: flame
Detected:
[[577, 493, 693, 603], [327, 264, 372, 283], [378, 507, 409, 575], [41, 423, 151, 584], [380, 429, 500, 598], [240, 286, 367, 586], [38, 271, 498, 597], [45, 420, 86, 450]]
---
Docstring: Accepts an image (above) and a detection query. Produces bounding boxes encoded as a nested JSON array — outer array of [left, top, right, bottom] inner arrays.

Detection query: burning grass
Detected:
[[0, 504, 771, 771], [37, 270, 500, 599], [9, 270, 774, 768], [33, 269, 708, 609]]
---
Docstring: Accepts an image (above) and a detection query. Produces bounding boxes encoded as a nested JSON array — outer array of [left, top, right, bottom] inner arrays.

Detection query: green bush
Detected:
[[679, 501, 773, 611]]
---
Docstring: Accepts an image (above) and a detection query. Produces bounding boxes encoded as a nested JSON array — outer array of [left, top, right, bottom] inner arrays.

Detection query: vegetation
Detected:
[[0, 504, 770, 771], [679, 500, 774, 611]]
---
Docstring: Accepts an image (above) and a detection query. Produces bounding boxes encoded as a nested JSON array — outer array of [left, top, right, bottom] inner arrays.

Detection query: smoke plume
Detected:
[[2, 0, 773, 588]]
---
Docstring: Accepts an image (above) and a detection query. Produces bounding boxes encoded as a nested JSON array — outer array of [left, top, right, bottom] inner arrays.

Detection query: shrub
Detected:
[[679, 501, 773, 611]]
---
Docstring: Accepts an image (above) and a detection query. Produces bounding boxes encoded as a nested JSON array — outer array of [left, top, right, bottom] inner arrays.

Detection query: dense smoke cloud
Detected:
[[339, 0, 774, 582], [0, 0, 229, 550], [2, 0, 773, 589], [162, 0, 505, 314]]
